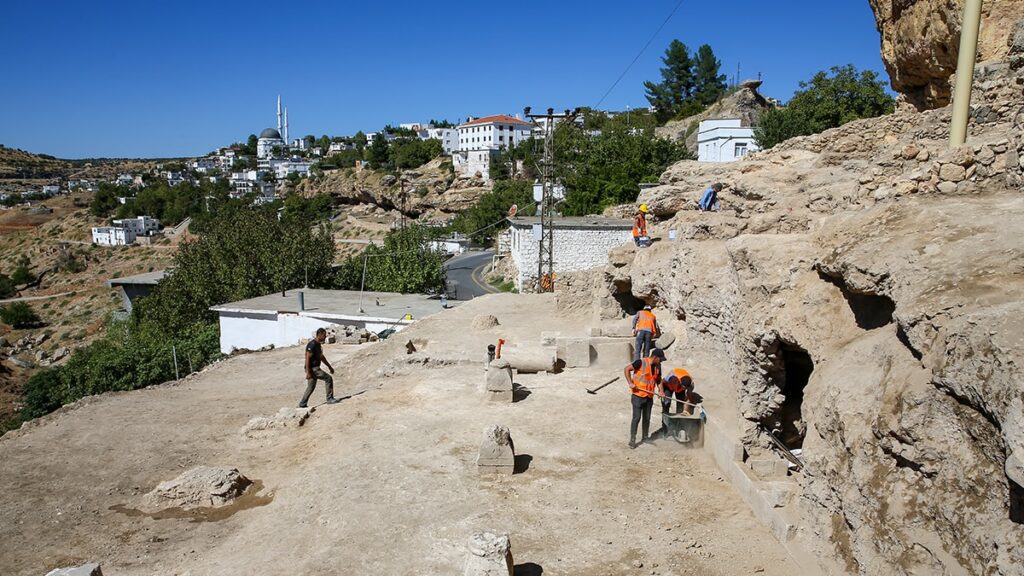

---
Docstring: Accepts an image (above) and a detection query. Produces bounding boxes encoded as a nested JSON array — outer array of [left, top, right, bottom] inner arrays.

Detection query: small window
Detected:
[[735, 143, 748, 158]]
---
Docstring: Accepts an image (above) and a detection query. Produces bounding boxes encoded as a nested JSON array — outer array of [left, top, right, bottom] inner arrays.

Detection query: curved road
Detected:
[[444, 250, 498, 300]]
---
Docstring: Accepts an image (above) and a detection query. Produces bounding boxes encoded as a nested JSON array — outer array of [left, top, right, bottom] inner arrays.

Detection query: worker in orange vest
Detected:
[[632, 304, 660, 361], [632, 204, 649, 246], [662, 367, 696, 415], [623, 347, 665, 449]]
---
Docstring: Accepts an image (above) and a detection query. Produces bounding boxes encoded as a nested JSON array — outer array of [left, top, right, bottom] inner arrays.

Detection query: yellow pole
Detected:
[[949, 0, 984, 147]]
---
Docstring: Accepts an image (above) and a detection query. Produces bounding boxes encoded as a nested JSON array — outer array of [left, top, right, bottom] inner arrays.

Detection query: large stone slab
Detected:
[[556, 337, 591, 368], [484, 359, 513, 402], [463, 532, 514, 576], [477, 425, 515, 474], [46, 564, 103, 576], [589, 337, 633, 369]]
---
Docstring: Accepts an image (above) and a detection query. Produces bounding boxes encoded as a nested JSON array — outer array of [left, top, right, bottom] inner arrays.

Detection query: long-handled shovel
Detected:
[[586, 376, 620, 395]]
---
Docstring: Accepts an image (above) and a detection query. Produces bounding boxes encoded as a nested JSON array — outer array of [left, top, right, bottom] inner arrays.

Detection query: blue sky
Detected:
[[0, 1, 888, 159]]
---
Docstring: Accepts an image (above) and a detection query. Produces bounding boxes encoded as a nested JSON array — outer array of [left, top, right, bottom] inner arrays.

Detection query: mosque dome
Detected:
[[259, 128, 282, 140]]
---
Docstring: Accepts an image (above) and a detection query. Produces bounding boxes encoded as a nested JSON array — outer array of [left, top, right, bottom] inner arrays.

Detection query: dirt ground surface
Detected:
[[0, 294, 799, 575]]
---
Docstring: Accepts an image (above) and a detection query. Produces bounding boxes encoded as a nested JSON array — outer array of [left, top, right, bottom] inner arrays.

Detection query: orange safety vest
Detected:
[[631, 358, 659, 398], [635, 310, 657, 333], [633, 214, 647, 238], [665, 368, 691, 394]]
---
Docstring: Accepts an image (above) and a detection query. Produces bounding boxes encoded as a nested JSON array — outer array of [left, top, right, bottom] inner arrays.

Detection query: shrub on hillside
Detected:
[[754, 64, 895, 149], [0, 274, 14, 299], [0, 302, 41, 328]]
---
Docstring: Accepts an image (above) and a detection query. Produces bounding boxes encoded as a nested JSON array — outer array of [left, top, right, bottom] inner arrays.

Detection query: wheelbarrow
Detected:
[[660, 407, 705, 446]]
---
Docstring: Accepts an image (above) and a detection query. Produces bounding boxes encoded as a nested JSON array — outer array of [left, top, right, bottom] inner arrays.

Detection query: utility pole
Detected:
[[400, 179, 407, 231], [524, 106, 578, 292], [950, 0, 983, 147]]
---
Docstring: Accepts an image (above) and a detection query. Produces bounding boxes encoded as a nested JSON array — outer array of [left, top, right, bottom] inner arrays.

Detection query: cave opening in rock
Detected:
[[775, 343, 814, 450], [817, 270, 895, 330], [613, 292, 647, 316], [1011, 478, 1024, 524]]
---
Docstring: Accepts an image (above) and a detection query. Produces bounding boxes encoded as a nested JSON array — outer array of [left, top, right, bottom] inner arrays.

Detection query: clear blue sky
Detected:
[[0, 0, 888, 159]]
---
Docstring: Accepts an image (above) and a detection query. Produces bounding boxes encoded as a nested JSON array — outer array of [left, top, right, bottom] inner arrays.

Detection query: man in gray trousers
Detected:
[[299, 328, 338, 408]]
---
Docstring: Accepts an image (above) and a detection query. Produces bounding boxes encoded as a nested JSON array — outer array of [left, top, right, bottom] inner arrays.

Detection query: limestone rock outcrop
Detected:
[[868, 0, 1024, 109], [581, 60, 1024, 574], [142, 466, 252, 511], [656, 80, 774, 151]]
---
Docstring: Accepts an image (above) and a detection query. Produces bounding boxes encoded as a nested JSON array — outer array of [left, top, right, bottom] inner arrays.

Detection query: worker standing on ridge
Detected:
[[633, 204, 649, 246], [662, 367, 696, 415], [632, 304, 660, 361], [624, 347, 665, 449], [299, 328, 338, 408]]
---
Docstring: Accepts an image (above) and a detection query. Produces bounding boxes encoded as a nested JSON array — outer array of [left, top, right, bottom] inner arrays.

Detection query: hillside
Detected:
[[0, 193, 177, 426], [654, 80, 773, 153], [0, 145, 167, 187]]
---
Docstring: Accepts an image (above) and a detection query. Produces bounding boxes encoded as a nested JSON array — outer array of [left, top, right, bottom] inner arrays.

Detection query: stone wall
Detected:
[[508, 221, 632, 291]]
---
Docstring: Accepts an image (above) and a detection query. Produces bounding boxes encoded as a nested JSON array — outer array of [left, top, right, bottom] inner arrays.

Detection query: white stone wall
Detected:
[[217, 310, 411, 354], [508, 223, 632, 291]]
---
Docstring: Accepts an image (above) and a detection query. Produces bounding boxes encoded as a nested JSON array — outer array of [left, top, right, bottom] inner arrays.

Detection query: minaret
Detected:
[[276, 95, 282, 136], [284, 107, 289, 144]]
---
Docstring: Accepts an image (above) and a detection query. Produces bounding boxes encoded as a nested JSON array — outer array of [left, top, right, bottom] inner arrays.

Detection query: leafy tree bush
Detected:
[[644, 40, 727, 124], [754, 65, 895, 149], [335, 225, 446, 294], [0, 274, 14, 298], [0, 302, 41, 328], [392, 138, 442, 170], [452, 180, 536, 244], [11, 265, 35, 285], [90, 183, 124, 216], [137, 208, 336, 335]]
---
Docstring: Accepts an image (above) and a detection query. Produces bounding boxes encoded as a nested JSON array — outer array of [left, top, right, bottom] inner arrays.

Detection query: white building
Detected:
[[163, 171, 187, 186], [41, 185, 60, 196], [328, 141, 355, 153], [697, 118, 759, 162], [210, 289, 448, 354], [92, 226, 137, 246], [115, 174, 135, 187], [112, 215, 160, 236], [425, 128, 459, 154], [506, 216, 633, 292], [274, 160, 312, 179], [257, 127, 286, 159], [453, 115, 532, 179], [189, 158, 218, 174]]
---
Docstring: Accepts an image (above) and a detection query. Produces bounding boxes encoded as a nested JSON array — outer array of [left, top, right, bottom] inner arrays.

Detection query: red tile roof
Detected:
[[459, 114, 532, 128]]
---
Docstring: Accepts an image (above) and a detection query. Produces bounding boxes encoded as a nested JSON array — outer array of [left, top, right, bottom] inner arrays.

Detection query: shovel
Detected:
[[586, 376, 620, 395]]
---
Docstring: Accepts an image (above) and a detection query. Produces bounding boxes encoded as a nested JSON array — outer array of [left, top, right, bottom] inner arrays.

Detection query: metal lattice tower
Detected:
[[524, 107, 578, 292]]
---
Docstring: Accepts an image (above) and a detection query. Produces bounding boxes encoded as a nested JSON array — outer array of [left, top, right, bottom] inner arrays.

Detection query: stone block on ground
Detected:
[[589, 338, 633, 369], [601, 318, 634, 338], [653, 330, 677, 351], [241, 407, 312, 437], [501, 346, 556, 374], [477, 425, 515, 474], [540, 331, 560, 346], [142, 466, 252, 511], [463, 532, 513, 576], [556, 337, 591, 368], [472, 314, 500, 330], [484, 359, 513, 402], [45, 564, 103, 576]]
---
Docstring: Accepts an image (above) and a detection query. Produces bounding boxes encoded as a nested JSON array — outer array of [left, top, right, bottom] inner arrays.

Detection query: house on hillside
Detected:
[[113, 215, 160, 236], [92, 226, 136, 246], [425, 127, 458, 154], [452, 115, 532, 180], [107, 270, 167, 312], [504, 216, 633, 291], [697, 118, 760, 162]]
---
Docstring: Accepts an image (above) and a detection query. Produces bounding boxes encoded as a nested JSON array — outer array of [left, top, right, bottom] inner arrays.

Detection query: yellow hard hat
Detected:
[[639, 204, 649, 213]]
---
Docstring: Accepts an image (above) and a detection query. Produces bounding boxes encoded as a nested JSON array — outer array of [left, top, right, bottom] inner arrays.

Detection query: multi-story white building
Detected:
[[189, 158, 218, 174], [453, 115, 532, 179], [274, 160, 312, 179], [112, 215, 160, 236], [425, 128, 459, 154], [328, 141, 355, 153], [696, 118, 760, 162], [92, 226, 137, 246]]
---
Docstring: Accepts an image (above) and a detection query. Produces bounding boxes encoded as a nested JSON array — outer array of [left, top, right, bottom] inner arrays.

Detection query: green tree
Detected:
[[0, 274, 14, 298], [452, 180, 536, 244], [644, 40, 695, 123], [136, 208, 336, 335], [10, 264, 34, 285], [692, 44, 727, 106], [755, 65, 895, 149], [367, 134, 391, 169], [90, 183, 122, 216], [0, 302, 41, 328], [353, 131, 368, 150], [335, 226, 446, 294]]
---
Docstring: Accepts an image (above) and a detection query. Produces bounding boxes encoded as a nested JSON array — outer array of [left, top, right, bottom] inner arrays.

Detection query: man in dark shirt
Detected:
[[299, 328, 337, 408]]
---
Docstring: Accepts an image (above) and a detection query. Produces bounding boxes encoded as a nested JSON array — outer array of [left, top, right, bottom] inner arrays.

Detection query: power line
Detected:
[[594, 0, 686, 108]]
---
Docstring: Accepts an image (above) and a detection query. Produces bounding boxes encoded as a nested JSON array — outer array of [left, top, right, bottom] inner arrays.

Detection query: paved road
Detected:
[[444, 250, 498, 300]]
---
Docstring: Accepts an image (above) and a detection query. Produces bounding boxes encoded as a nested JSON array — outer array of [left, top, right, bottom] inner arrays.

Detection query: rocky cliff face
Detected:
[[868, 0, 1024, 109], [655, 81, 773, 152], [296, 157, 490, 219], [580, 59, 1024, 574]]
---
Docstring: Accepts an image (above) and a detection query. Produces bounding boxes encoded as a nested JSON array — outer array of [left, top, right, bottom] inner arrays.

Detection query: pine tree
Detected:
[[692, 44, 727, 107], [644, 40, 694, 123]]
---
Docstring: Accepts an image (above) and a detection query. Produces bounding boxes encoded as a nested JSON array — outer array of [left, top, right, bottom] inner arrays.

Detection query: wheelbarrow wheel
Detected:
[[672, 427, 690, 444]]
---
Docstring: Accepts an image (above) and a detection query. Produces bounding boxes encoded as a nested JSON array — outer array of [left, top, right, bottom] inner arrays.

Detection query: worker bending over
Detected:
[[624, 348, 665, 449], [632, 304, 660, 361], [662, 367, 696, 415]]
